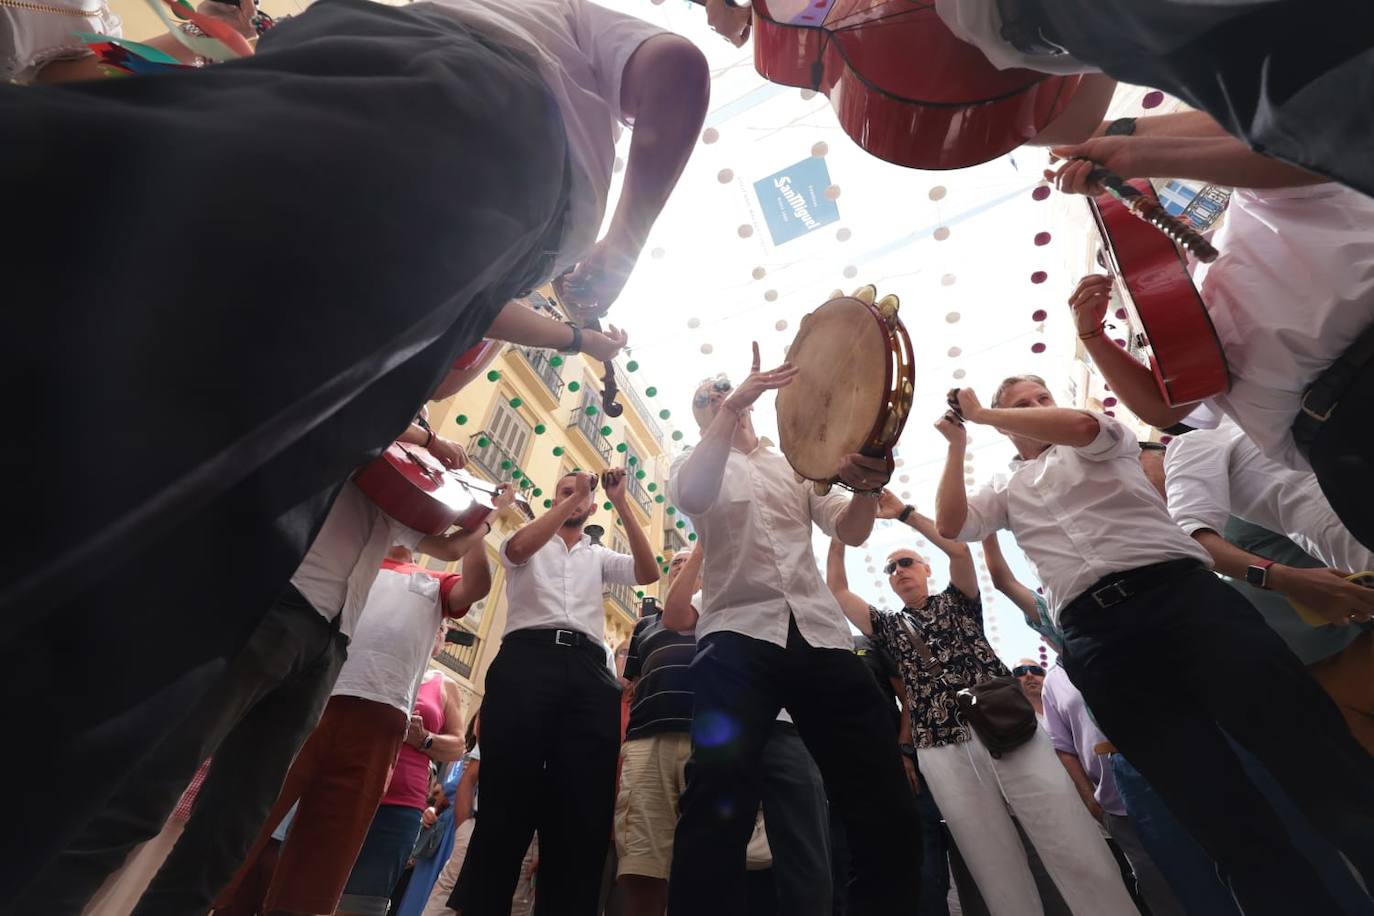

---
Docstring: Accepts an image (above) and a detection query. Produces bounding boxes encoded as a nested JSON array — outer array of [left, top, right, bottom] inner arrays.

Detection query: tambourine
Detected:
[[776, 285, 915, 494]]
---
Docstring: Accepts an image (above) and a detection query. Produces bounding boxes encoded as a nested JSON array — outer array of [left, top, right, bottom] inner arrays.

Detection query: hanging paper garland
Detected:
[[601, 425, 613, 436], [617, 443, 628, 453], [478, 436, 490, 448], [667, 506, 676, 515], [635, 470, 646, 480], [543, 499, 553, 508], [645, 386, 657, 397], [552, 446, 565, 456], [568, 381, 581, 393], [586, 405, 599, 416], [500, 459, 512, 470], [659, 409, 671, 420], [487, 370, 500, 382], [628, 456, 638, 466], [510, 397, 523, 409], [603, 501, 613, 511], [456, 414, 468, 425], [626, 360, 639, 372], [655, 495, 665, 503], [550, 355, 564, 366], [676, 520, 686, 529], [534, 423, 546, 435], [672, 431, 684, 441], [532, 488, 542, 497], [688, 533, 697, 541]]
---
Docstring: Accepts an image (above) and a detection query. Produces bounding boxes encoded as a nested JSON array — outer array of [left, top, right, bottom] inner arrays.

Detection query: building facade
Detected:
[[418, 289, 695, 705]]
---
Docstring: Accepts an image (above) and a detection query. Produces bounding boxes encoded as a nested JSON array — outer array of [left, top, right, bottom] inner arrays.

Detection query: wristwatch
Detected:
[[898, 742, 917, 759], [421, 733, 435, 751], [898, 505, 915, 524], [559, 323, 584, 354], [1245, 559, 1276, 590], [1104, 117, 1137, 137]]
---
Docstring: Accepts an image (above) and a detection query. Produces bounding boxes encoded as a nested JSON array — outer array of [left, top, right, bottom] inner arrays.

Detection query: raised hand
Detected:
[[1068, 274, 1114, 336], [721, 341, 799, 415], [1273, 566, 1374, 626], [602, 467, 629, 505], [952, 387, 986, 425], [557, 237, 639, 319], [428, 435, 468, 470], [571, 471, 598, 502], [582, 324, 629, 362], [876, 488, 907, 520], [934, 409, 967, 445], [1044, 137, 1137, 194], [836, 453, 892, 492], [706, 0, 751, 46], [492, 482, 516, 513]]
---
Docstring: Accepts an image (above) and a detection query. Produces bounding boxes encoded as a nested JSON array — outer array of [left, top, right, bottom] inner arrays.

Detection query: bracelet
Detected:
[[1078, 323, 1106, 341], [423, 427, 435, 448], [483, 521, 493, 535], [560, 324, 584, 354], [898, 505, 915, 524]]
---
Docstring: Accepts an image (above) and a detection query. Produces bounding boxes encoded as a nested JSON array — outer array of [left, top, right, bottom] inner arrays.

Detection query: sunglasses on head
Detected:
[[883, 557, 918, 575], [692, 376, 733, 408], [1012, 664, 1045, 678]]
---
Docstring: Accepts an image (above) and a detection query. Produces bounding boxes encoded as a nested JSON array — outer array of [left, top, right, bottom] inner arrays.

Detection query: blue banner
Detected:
[[753, 157, 840, 245]]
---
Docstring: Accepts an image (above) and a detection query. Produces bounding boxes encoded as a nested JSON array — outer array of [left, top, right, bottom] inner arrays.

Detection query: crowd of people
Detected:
[[4, 0, 1374, 913]]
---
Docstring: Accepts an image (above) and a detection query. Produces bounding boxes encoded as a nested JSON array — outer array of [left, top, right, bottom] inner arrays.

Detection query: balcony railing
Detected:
[[516, 346, 565, 399], [607, 582, 637, 620], [621, 378, 665, 443], [569, 408, 613, 462], [664, 522, 688, 553], [627, 473, 652, 515], [437, 635, 480, 680], [468, 429, 520, 484]]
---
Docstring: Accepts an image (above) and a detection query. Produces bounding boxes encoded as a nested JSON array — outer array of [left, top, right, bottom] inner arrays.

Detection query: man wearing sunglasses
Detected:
[[666, 343, 920, 916], [827, 493, 1135, 916], [1013, 661, 1047, 720]]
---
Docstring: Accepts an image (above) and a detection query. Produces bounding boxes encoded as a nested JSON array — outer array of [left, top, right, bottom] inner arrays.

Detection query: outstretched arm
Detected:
[[955, 387, 1100, 449], [662, 546, 704, 632], [826, 539, 873, 635], [981, 533, 1041, 624], [933, 413, 971, 540], [880, 489, 977, 599]]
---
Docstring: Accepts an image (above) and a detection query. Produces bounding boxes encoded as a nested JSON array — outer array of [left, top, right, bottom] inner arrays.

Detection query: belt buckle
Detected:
[[554, 629, 576, 647], [1091, 581, 1130, 609], [1300, 387, 1336, 423]]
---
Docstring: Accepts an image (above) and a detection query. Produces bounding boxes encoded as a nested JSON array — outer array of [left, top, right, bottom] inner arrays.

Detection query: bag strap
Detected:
[[895, 612, 944, 677]]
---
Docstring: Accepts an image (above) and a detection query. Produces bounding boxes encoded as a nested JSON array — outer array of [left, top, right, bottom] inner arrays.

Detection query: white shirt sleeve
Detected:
[[1164, 436, 1232, 536], [499, 533, 526, 569], [390, 521, 424, 551], [597, 545, 639, 586], [572, 0, 667, 126], [807, 486, 851, 538], [956, 479, 1011, 542], [1076, 413, 1140, 462]]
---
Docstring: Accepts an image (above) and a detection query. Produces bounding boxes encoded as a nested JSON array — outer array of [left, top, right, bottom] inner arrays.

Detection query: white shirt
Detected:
[[2, 0, 120, 82], [933, 0, 1094, 75], [1165, 421, 1373, 574], [291, 481, 424, 639], [332, 564, 451, 713], [416, 0, 665, 274], [500, 531, 639, 642], [669, 444, 855, 651], [956, 413, 1211, 624], [1195, 184, 1374, 469]]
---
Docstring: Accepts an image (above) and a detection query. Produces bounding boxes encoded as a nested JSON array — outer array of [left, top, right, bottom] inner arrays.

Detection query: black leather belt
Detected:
[[1061, 559, 1203, 624], [1292, 320, 1374, 458], [503, 627, 606, 662]]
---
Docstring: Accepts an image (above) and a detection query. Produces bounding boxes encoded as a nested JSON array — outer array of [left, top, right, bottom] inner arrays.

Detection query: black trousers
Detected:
[[669, 620, 921, 916], [1023, 0, 1374, 197], [1307, 358, 1374, 553], [0, 0, 568, 896], [759, 723, 833, 916], [451, 636, 622, 916], [12, 591, 346, 915], [1061, 565, 1374, 916]]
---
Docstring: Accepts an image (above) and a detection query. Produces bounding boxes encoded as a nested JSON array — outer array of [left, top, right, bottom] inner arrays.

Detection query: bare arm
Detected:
[[444, 534, 493, 615], [1056, 750, 1104, 821], [505, 473, 595, 566], [605, 469, 661, 584], [966, 405, 1100, 449], [412, 678, 468, 763], [417, 525, 489, 565], [451, 759, 480, 824], [826, 539, 873, 635], [662, 547, 703, 632], [934, 417, 970, 541], [1054, 134, 1322, 189], [905, 510, 977, 599], [833, 493, 881, 547], [981, 533, 1042, 624], [1193, 530, 1374, 624]]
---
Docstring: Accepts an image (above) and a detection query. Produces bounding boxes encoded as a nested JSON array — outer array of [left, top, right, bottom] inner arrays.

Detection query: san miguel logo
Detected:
[[753, 156, 840, 245]]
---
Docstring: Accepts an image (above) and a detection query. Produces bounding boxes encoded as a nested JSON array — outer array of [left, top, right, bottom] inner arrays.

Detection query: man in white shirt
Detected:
[[18, 432, 495, 916], [665, 345, 920, 916], [934, 374, 1374, 914], [2, 0, 705, 890], [449, 468, 657, 915], [930, 0, 1372, 196], [1054, 111, 1374, 550]]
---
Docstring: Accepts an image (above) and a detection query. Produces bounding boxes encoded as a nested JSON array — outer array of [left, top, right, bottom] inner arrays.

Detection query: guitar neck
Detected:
[[1088, 167, 1219, 263]]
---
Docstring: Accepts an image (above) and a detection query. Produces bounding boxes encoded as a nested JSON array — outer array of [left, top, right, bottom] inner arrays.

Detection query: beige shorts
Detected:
[[614, 731, 772, 878], [615, 732, 692, 879]]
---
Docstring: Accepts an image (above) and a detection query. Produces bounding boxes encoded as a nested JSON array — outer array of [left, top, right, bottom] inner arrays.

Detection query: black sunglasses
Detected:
[[692, 377, 733, 408], [1012, 665, 1045, 678], [883, 557, 918, 575]]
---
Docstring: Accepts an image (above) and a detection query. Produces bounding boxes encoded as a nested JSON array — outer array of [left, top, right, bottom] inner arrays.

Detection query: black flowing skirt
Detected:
[[0, 0, 569, 891]]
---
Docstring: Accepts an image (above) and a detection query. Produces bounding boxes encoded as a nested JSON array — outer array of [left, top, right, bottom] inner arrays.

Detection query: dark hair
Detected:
[[1138, 441, 1167, 453]]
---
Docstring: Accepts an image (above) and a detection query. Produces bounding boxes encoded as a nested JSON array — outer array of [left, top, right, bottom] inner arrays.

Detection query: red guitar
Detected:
[[1088, 178, 1229, 407], [748, 0, 1084, 170], [354, 443, 533, 536]]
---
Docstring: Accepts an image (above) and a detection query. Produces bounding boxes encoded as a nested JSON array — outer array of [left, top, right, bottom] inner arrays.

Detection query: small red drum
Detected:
[[776, 286, 915, 493]]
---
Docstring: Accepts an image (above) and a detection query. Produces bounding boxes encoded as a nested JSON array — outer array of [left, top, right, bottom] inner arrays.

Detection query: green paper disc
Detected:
[[616, 443, 627, 453], [672, 431, 684, 441], [626, 360, 639, 372], [534, 423, 546, 435], [645, 386, 657, 397], [477, 436, 490, 448], [486, 370, 500, 382], [509, 397, 523, 409], [456, 414, 468, 425], [659, 409, 671, 420], [568, 380, 581, 392]]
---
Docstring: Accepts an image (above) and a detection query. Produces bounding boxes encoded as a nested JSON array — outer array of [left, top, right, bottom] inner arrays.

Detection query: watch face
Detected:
[[1246, 565, 1267, 587]]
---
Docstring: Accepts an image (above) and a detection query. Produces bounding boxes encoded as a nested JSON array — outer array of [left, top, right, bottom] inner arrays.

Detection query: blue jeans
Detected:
[[346, 805, 424, 899]]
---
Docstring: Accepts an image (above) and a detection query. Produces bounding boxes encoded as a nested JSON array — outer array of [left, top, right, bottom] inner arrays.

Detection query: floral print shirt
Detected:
[[869, 584, 1009, 748]]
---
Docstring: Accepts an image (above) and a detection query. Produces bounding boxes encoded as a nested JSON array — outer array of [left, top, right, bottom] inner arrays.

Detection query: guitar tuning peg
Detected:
[[852, 285, 877, 306], [877, 293, 900, 322]]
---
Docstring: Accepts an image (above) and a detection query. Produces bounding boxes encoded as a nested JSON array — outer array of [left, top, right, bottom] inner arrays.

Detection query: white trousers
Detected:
[[918, 730, 1136, 916], [422, 819, 538, 916], [83, 817, 185, 916]]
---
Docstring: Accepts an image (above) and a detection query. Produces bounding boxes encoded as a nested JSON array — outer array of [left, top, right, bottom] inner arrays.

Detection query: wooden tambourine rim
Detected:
[[778, 295, 915, 489]]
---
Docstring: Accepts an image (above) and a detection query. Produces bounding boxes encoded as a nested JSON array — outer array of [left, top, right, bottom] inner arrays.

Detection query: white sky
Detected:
[[598, 0, 1169, 667]]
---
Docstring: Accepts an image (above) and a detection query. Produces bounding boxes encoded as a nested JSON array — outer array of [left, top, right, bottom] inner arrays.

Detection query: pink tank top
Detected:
[[382, 674, 445, 809]]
